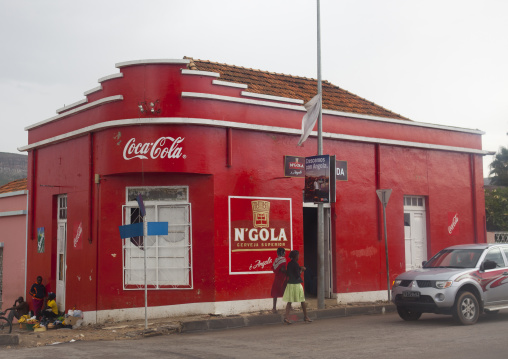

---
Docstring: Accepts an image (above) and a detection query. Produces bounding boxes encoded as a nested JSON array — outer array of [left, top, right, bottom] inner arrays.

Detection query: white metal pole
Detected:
[[383, 204, 391, 301], [316, 0, 325, 310]]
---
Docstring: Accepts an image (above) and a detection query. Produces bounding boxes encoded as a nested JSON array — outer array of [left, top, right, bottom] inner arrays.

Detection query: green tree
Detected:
[[489, 146, 508, 186], [485, 187, 508, 231]]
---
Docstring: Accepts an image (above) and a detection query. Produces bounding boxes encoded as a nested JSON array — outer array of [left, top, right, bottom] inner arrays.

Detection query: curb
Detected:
[[180, 303, 396, 333], [0, 334, 19, 346]]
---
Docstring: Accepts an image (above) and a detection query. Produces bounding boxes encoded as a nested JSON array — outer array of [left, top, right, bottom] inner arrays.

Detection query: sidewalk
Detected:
[[1, 299, 396, 349]]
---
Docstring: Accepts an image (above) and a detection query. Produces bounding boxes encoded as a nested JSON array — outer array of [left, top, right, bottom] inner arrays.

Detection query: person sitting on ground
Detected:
[[40, 292, 58, 320], [7, 296, 30, 323]]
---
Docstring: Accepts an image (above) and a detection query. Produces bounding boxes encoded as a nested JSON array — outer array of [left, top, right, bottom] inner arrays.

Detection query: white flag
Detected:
[[298, 93, 321, 146]]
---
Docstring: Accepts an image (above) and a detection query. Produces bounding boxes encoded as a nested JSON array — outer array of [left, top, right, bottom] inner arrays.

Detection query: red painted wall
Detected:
[[24, 60, 487, 313]]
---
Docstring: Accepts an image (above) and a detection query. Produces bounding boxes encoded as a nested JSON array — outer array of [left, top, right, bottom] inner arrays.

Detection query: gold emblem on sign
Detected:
[[251, 200, 270, 228]]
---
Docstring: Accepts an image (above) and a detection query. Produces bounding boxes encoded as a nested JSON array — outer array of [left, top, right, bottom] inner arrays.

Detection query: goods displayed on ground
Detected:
[[17, 309, 84, 331]]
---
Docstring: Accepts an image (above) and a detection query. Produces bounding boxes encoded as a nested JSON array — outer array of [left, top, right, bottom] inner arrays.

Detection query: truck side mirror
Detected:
[[481, 260, 497, 271]]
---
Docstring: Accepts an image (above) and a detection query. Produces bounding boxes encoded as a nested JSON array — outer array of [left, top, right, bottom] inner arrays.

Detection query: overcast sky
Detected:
[[1, 0, 506, 176]]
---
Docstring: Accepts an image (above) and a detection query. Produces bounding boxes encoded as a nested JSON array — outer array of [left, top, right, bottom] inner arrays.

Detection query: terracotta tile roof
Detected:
[[185, 57, 409, 121], [0, 178, 27, 194]]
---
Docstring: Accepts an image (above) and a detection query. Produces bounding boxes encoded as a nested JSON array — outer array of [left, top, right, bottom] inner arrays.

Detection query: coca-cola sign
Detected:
[[123, 137, 186, 160], [448, 212, 459, 236]]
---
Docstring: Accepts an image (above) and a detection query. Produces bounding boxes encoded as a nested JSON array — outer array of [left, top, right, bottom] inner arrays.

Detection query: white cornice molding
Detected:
[[116, 59, 190, 68], [25, 95, 124, 131], [181, 69, 220, 78], [182, 91, 484, 135], [98, 73, 123, 83], [0, 190, 28, 198], [0, 210, 27, 217], [84, 85, 102, 96], [182, 92, 303, 111], [322, 108, 484, 135], [18, 117, 490, 156], [212, 80, 248, 89], [241, 91, 304, 105], [56, 98, 88, 114]]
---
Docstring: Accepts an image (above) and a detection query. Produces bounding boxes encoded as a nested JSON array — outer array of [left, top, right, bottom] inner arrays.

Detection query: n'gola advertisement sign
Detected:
[[229, 196, 292, 274]]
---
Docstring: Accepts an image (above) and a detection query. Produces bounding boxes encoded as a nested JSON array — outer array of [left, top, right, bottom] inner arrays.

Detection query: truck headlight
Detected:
[[435, 281, 452, 289]]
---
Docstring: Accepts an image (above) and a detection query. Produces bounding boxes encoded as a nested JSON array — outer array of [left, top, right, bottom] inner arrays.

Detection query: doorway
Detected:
[[403, 196, 427, 270], [56, 194, 67, 311], [303, 206, 333, 298]]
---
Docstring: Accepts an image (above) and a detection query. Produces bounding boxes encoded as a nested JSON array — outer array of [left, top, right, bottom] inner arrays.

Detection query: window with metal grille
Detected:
[[403, 196, 425, 209], [58, 195, 67, 220], [122, 187, 192, 290]]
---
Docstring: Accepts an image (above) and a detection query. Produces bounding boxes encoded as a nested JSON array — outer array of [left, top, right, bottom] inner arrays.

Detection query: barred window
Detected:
[[122, 187, 192, 290]]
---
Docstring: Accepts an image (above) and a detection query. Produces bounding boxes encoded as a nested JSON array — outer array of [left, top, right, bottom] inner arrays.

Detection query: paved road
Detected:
[[7, 310, 508, 358]]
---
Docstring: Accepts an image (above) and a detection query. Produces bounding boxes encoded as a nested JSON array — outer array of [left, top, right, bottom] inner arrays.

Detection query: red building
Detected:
[[20, 58, 488, 323]]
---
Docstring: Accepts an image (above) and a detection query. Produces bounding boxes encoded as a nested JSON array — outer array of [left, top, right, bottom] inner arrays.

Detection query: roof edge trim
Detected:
[[0, 190, 28, 198], [183, 91, 484, 135], [56, 98, 88, 114], [25, 95, 124, 131], [0, 210, 27, 217], [212, 80, 248, 89], [18, 117, 490, 156], [323, 108, 484, 135], [182, 92, 304, 111], [116, 59, 190, 68], [181, 69, 220, 78], [98, 73, 124, 83], [84, 85, 102, 96], [241, 91, 304, 105]]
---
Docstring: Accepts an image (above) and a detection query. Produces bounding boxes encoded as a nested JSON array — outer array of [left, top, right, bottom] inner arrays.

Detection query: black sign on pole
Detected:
[[304, 155, 331, 203], [336, 160, 348, 181]]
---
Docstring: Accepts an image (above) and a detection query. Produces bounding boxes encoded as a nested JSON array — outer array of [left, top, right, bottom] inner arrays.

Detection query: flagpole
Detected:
[[316, 0, 325, 310]]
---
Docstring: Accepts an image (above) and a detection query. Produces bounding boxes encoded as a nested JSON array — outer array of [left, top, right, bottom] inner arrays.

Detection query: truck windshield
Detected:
[[424, 249, 483, 269]]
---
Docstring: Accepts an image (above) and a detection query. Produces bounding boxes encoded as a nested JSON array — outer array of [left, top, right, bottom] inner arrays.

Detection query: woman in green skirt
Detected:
[[283, 250, 312, 324]]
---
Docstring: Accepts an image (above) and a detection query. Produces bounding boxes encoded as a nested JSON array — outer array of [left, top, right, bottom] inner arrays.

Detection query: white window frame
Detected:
[[122, 186, 192, 290], [404, 195, 425, 210]]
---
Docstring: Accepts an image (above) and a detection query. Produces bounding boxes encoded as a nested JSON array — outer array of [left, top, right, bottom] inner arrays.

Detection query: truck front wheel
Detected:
[[453, 291, 479, 325], [397, 307, 422, 321]]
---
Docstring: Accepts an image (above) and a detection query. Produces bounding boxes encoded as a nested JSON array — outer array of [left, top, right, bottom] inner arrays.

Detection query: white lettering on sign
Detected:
[[74, 222, 82, 248], [289, 162, 304, 169], [123, 137, 185, 160], [249, 257, 273, 270], [336, 168, 345, 176], [234, 228, 288, 242], [448, 213, 459, 234]]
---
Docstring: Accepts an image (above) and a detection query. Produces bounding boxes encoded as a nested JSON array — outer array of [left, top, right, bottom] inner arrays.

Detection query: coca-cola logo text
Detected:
[[448, 213, 459, 234], [123, 137, 185, 160]]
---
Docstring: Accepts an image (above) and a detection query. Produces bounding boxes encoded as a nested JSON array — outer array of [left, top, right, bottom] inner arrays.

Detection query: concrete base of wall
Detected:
[[335, 290, 389, 304], [82, 291, 386, 325]]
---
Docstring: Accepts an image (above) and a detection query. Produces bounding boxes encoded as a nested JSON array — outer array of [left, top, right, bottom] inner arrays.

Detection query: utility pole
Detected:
[[316, 0, 325, 310]]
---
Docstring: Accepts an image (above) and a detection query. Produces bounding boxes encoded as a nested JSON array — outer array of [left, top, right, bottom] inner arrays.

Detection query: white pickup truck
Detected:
[[392, 243, 508, 325]]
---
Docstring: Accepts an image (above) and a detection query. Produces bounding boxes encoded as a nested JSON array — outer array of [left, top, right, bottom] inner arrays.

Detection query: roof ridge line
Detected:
[[189, 57, 319, 82]]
